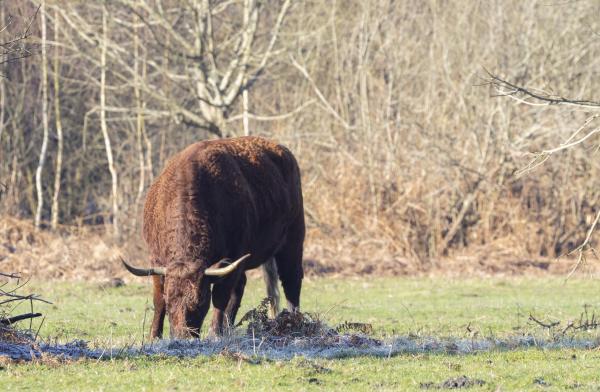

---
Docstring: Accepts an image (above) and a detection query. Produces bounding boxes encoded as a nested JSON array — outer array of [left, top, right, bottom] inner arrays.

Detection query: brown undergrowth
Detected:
[[0, 216, 594, 282], [0, 217, 142, 281]]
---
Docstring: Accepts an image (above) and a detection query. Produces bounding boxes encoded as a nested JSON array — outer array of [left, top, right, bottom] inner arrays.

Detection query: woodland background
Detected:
[[1, 0, 599, 277]]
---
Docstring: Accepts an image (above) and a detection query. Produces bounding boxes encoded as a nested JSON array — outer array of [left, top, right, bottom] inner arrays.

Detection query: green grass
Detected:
[[3, 276, 600, 390]]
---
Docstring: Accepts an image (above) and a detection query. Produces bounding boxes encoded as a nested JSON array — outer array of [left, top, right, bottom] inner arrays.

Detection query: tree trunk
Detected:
[[0, 7, 4, 146], [100, 6, 120, 239], [34, 0, 49, 229], [51, 9, 63, 230], [242, 77, 249, 136], [134, 15, 145, 211]]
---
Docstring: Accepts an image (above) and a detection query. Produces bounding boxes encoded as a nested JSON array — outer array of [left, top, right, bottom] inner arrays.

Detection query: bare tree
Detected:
[[50, 8, 63, 230], [133, 13, 146, 216], [57, 0, 293, 136], [0, 2, 40, 219], [100, 5, 119, 238], [34, 0, 48, 229], [0, 6, 5, 146]]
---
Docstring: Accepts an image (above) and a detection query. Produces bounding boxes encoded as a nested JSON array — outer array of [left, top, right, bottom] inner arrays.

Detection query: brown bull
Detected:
[[123, 136, 305, 338]]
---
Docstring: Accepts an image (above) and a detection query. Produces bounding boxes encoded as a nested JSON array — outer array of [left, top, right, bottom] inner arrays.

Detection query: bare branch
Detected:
[[485, 69, 600, 109], [222, 0, 259, 105], [0, 4, 40, 67], [247, 0, 292, 81], [517, 114, 600, 176], [565, 208, 600, 281], [0, 272, 20, 279], [227, 99, 316, 122], [529, 314, 560, 329], [290, 55, 354, 130], [0, 312, 42, 325]]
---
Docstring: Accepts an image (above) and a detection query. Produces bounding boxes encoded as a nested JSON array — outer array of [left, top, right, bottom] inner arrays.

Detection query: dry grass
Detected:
[[0, 216, 594, 281], [0, 324, 31, 345], [0, 217, 142, 281]]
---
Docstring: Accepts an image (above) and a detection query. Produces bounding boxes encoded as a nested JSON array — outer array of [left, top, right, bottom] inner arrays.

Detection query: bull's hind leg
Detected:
[[262, 257, 280, 318], [275, 215, 305, 312], [150, 275, 166, 339]]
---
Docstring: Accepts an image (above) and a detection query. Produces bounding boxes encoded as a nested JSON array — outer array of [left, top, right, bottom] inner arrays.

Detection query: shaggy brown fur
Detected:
[[142, 136, 305, 338]]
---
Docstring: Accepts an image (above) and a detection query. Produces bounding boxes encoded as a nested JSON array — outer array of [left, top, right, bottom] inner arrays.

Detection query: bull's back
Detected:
[[143, 137, 302, 264]]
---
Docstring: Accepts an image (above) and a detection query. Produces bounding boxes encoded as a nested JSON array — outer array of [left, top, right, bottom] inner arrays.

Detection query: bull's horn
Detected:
[[121, 257, 166, 276], [204, 254, 250, 277]]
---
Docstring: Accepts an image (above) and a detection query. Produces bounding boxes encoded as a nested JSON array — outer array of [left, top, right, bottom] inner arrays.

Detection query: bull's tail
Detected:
[[262, 257, 280, 318]]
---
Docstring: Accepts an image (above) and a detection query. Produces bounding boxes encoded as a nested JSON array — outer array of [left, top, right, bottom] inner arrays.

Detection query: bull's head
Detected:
[[121, 254, 249, 338]]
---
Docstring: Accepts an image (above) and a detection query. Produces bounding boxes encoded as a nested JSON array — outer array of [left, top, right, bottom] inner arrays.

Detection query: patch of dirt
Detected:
[[567, 381, 583, 389], [533, 377, 551, 387], [98, 278, 126, 289], [294, 357, 333, 374], [218, 347, 262, 364], [420, 376, 486, 389], [306, 377, 322, 385], [302, 259, 337, 275]]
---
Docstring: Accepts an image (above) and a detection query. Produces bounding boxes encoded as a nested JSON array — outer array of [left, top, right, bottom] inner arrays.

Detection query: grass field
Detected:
[[3, 276, 600, 390]]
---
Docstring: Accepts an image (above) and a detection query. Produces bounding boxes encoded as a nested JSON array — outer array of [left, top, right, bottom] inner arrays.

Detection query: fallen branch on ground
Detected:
[[530, 306, 600, 337], [529, 314, 560, 329], [0, 312, 42, 325]]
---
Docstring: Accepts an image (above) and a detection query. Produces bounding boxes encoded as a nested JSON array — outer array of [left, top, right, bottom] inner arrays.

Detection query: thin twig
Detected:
[[484, 69, 600, 109], [34, 316, 46, 340], [565, 209, 600, 281], [0, 272, 20, 279]]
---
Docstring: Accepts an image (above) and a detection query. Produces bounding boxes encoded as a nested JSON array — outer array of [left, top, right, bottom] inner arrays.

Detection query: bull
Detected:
[[122, 136, 305, 338]]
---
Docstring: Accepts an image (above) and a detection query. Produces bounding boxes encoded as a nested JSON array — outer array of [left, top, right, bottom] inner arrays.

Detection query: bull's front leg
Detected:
[[224, 273, 247, 327], [150, 276, 166, 339], [209, 281, 235, 336]]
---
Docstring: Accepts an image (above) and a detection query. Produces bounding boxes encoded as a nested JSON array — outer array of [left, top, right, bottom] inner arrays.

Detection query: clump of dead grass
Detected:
[[0, 324, 31, 345], [235, 297, 380, 349], [236, 298, 327, 338]]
